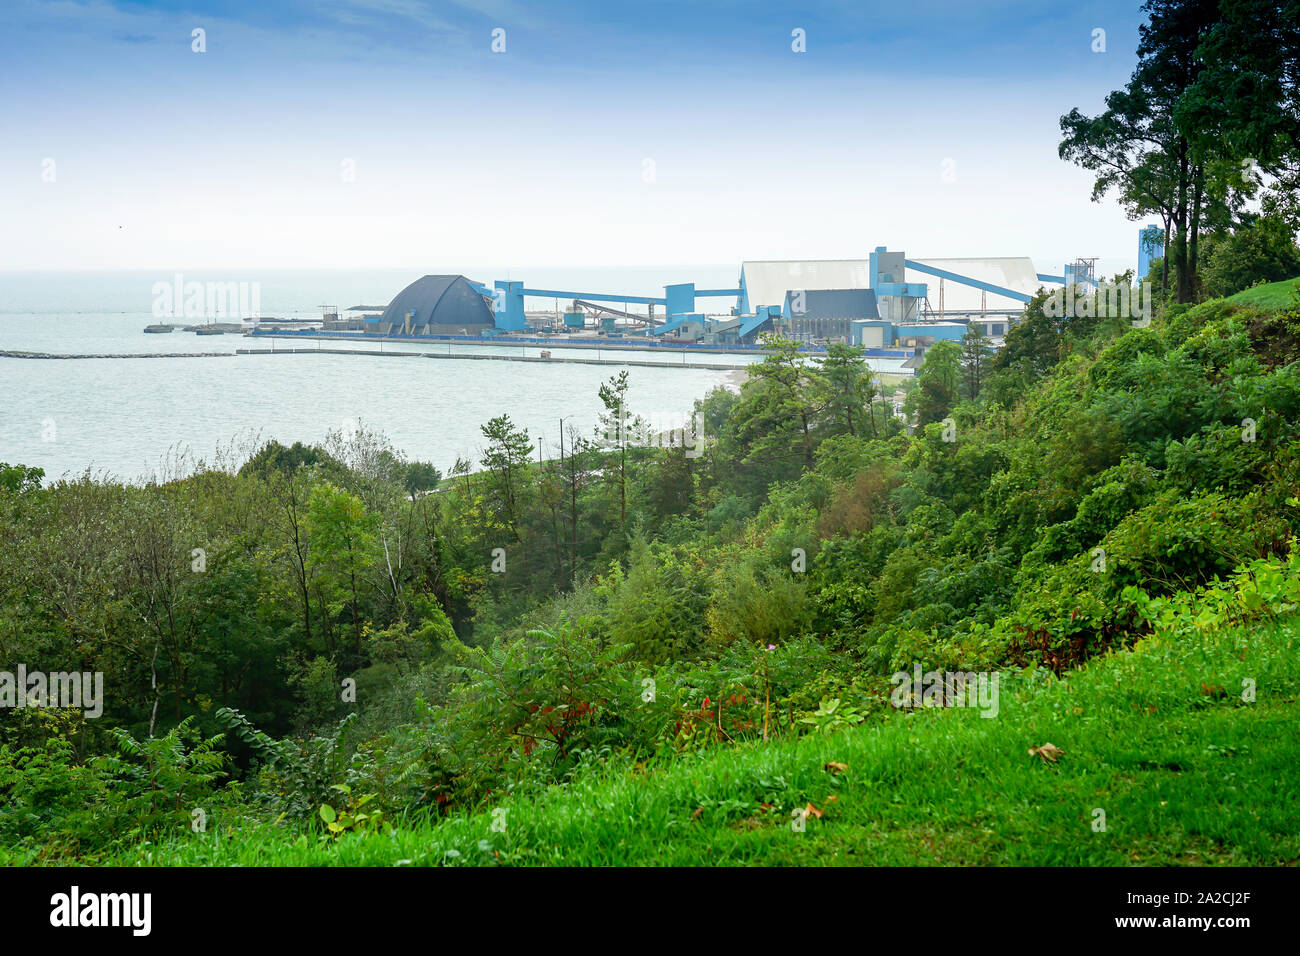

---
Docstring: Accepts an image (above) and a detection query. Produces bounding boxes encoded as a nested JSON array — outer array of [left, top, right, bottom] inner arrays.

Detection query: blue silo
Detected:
[[1139, 225, 1164, 281]]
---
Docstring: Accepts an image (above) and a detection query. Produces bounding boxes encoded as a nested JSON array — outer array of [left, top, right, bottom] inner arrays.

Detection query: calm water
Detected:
[[0, 270, 909, 482]]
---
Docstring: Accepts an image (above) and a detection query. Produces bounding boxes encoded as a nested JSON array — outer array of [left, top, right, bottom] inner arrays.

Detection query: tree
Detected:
[[1180, 0, 1300, 227], [0, 462, 43, 495], [264, 467, 317, 650], [733, 334, 820, 472], [606, 537, 708, 663], [118, 489, 200, 732], [307, 483, 378, 668], [450, 456, 473, 493], [990, 291, 1076, 386], [960, 325, 993, 402], [907, 340, 962, 426], [238, 440, 339, 480], [402, 461, 441, 501], [554, 422, 595, 579], [597, 371, 637, 526], [479, 414, 533, 540], [817, 343, 877, 438], [1059, 0, 1240, 303], [535, 455, 567, 588], [1199, 215, 1300, 297], [323, 422, 409, 513]]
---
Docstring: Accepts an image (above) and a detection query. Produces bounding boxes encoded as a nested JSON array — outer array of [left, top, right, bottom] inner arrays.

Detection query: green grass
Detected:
[[11, 612, 1300, 867], [1226, 276, 1300, 310]]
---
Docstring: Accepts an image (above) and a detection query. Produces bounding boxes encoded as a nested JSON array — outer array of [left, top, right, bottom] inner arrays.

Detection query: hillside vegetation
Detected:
[[23, 594, 1299, 868], [3, 284, 1300, 865]]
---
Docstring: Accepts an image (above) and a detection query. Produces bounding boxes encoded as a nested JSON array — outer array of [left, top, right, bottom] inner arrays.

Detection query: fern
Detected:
[[216, 706, 298, 769]]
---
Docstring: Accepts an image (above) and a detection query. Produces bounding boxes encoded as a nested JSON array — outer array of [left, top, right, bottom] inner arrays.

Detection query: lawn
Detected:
[[1226, 277, 1300, 310]]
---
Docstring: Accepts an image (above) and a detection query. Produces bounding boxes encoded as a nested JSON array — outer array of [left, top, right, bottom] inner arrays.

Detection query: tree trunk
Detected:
[[1160, 212, 1172, 301], [1188, 168, 1204, 300], [1174, 139, 1191, 303]]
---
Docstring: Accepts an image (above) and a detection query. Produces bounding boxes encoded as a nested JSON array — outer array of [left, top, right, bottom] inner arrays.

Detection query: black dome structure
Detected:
[[373, 275, 494, 335]]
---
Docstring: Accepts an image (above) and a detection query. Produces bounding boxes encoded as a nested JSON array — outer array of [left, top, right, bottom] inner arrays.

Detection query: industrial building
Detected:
[[364, 275, 494, 336], [300, 227, 1164, 354], [782, 289, 880, 343], [738, 260, 871, 316]]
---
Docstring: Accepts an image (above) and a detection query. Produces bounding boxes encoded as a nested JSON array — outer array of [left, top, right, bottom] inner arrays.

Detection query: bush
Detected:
[[604, 540, 709, 663], [706, 562, 810, 649]]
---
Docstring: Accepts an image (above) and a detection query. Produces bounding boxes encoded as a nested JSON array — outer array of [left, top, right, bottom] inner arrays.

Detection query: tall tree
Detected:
[[1060, 0, 1233, 302], [307, 483, 378, 669], [403, 461, 441, 502], [733, 335, 820, 473], [1199, 214, 1300, 297], [1180, 0, 1300, 227], [597, 371, 636, 526], [960, 325, 993, 402], [266, 468, 316, 651], [479, 414, 534, 541], [906, 340, 962, 426], [817, 342, 877, 438], [559, 423, 590, 578]]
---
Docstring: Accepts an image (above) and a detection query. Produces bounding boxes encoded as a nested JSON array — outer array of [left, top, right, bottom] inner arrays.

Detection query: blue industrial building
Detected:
[[782, 288, 879, 341], [1139, 225, 1164, 281], [366, 274, 494, 336], [346, 229, 1154, 349]]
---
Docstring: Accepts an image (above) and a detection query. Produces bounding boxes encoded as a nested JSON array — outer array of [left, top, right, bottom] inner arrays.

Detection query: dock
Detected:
[[235, 347, 749, 370]]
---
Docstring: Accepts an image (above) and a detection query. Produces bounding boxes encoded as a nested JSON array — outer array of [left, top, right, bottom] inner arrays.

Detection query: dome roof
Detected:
[[379, 275, 493, 332]]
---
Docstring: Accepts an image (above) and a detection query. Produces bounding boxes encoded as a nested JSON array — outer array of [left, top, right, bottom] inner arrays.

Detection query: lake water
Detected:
[[0, 270, 910, 482]]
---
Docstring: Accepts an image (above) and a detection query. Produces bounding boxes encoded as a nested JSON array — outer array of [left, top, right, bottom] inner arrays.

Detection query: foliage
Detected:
[[797, 697, 865, 735], [318, 784, 386, 840], [906, 340, 962, 425], [1199, 215, 1300, 298]]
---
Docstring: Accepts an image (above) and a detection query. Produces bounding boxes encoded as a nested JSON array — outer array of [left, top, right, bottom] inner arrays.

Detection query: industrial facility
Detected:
[[270, 228, 1163, 357]]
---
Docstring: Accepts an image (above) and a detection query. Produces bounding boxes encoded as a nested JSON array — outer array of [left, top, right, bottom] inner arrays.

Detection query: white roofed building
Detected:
[[738, 260, 870, 314]]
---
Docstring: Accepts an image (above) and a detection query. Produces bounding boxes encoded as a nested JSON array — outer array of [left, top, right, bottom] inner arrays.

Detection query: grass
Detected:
[[1226, 276, 1300, 310], [15, 608, 1289, 868]]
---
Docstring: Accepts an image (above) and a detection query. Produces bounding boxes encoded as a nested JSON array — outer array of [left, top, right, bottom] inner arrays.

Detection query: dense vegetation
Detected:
[[48, 599, 1300, 866], [3, 276, 1300, 864]]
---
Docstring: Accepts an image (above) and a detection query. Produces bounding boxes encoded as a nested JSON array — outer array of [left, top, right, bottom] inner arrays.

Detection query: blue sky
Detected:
[[1, 1, 1152, 277]]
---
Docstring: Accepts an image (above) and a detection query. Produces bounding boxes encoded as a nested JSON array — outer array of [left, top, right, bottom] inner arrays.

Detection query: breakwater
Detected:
[[236, 347, 748, 371], [0, 350, 234, 360]]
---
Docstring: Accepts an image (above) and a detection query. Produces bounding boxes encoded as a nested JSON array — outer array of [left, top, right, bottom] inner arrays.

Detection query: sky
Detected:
[[0, 0, 1155, 279]]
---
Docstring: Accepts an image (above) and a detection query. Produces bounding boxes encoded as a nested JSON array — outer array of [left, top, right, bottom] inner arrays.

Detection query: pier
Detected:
[[235, 347, 749, 370]]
